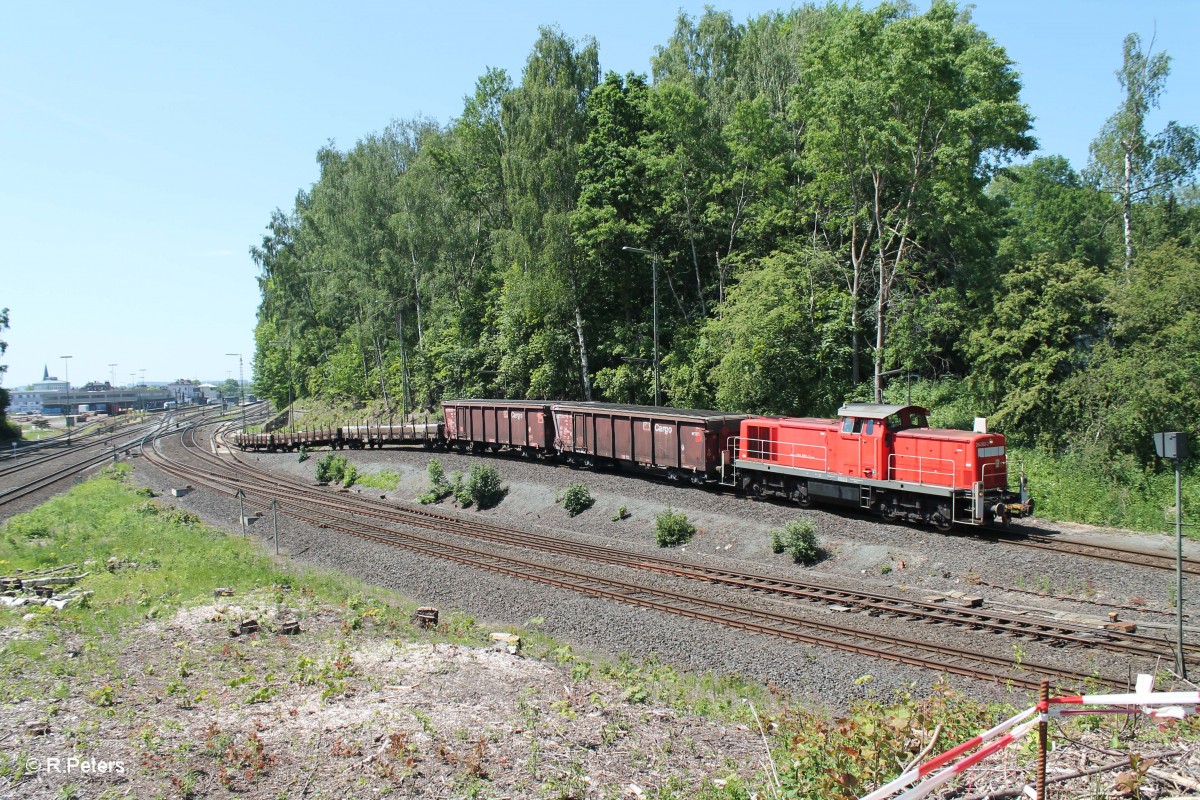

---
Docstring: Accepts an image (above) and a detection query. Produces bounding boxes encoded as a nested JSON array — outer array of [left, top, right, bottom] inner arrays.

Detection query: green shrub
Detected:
[[654, 508, 695, 547], [341, 464, 358, 488], [297, 445, 310, 463], [450, 470, 471, 507], [467, 465, 506, 509], [612, 505, 630, 521], [561, 484, 594, 517], [315, 453, 349, 484], [770, 529, 785, 554], [771, 519, 819, 564], [418, 458, 452, 504]]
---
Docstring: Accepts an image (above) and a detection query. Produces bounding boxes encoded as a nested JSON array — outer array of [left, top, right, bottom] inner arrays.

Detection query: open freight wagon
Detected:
[[551, 402, 747, 483]]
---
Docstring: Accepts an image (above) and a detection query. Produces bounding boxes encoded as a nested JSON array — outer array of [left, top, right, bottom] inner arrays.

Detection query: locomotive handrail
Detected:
[[731, 435, 829, 472], [887, 454, 957, 488], [980, 460, 1008, 491]]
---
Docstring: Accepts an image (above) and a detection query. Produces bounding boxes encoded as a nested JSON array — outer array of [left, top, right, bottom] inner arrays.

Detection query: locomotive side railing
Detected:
[[729, 435, 829, 472], [980, 460, 1008, 491], [887, 454, 957, 488]]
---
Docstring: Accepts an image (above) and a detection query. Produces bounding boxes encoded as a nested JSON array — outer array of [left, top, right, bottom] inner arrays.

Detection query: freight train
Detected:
[[234, 399, 1033, 529]]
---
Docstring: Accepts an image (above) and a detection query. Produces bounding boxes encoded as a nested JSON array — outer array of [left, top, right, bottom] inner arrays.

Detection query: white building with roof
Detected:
[[8, 366, 69, 414]]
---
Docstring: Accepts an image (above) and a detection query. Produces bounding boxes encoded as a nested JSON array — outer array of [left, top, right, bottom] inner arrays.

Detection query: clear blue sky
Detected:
[[2, 1, 1196, 389]]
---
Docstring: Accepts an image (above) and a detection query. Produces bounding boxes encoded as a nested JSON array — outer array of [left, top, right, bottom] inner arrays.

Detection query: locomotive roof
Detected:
[[836, 403, 931, 419], [551, 401, 747, 421]]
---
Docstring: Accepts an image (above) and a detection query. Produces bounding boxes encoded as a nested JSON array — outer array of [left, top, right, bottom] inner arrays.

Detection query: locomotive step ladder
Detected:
[[860, 486, 873, 509]]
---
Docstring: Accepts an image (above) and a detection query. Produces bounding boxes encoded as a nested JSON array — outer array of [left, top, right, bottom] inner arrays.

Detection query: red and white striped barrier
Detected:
[[1047, 673, 1200, 720], [857, 707, 1036, 800], [859, 674, 1198, 800]]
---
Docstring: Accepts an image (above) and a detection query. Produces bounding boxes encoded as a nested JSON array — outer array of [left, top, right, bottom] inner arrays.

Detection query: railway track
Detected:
[[0, 421, 170, 509], [209, 428, 1198, 669], [136, 418, 1176, 691], [993, 531, 1200, 577], [0, 409, 221, 510]]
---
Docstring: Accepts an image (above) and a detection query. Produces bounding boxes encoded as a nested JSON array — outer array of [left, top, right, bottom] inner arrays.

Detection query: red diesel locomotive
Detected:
[[728, 403, 1031, 529]]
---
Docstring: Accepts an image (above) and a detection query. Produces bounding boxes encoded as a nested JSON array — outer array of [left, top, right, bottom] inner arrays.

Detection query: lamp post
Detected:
[[139, 370, 146, 414], [59, 357, 72, 419], [269, 339, 294, 432], [621, 246, 659, 407], [60, 355, 72, 443], [107, 364, 117, 411], [226, 353, 245, 431]]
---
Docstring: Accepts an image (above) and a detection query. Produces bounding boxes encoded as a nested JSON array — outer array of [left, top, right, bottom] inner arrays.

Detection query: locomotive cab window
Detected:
[[842, 417, 869, 433], [888, 410, 929, 431]]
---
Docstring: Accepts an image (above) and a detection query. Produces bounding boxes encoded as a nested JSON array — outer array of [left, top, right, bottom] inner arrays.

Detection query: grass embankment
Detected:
[[1010, 447, 1200, 534], [1, 467, 1195, 798]]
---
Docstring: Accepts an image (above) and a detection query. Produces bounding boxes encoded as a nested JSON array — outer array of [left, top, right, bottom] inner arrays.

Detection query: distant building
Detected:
[[8, 365, 69, 414], [167, 379, 213, 405]]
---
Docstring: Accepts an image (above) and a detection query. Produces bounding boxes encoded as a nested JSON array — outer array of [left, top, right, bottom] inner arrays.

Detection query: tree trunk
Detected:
[[875, 257, 885, 403], [372, 331, 391, 413], [395, 309, 409, 414], [573, 302, 592, 401], [1123, 140, 1134, 273], [412, 273, 424, 344]]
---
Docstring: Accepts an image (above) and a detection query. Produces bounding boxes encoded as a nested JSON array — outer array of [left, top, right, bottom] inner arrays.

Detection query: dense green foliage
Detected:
[[561, 483, 595, 517], [314, 453, 354, 486], [654, 507, 696, 547], [418, 458, 453, 504], [417, 459, 506, 509], [466, 464, 507, 509], [769, 519, 819, 563], [251, 4, 1200, 528]]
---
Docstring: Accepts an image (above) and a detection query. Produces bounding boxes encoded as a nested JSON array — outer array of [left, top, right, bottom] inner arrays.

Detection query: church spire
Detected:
[[43, 365, 49, 380]]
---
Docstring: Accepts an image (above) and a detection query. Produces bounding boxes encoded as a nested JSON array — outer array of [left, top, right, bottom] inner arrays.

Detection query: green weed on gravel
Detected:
[[354, 469, 401, 491]]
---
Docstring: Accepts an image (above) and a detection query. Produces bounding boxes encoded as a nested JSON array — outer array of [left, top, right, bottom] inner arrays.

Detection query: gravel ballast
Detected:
[[134, 431, 1200, 709]]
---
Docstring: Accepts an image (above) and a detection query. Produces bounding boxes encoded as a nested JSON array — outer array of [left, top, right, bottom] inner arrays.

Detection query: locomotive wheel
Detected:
[[790, 483, 811, 507], [933, 504, 954, 531]]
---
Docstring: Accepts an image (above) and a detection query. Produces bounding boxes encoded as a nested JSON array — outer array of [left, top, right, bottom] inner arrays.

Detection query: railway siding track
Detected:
[[137, 419, 1172, 691], [997, 532, 1200, 577]]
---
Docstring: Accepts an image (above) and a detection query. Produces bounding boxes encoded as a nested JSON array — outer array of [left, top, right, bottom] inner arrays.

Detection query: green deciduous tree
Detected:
[[1087, 33, 1200, 272], [990, 156, 1115, 269], [966, 257, 1107, 443], [703, 248, 852, 415], [500, 27, 600, 400], [1065, 244, 1200, 458], [798, 2, 1034, 399]]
